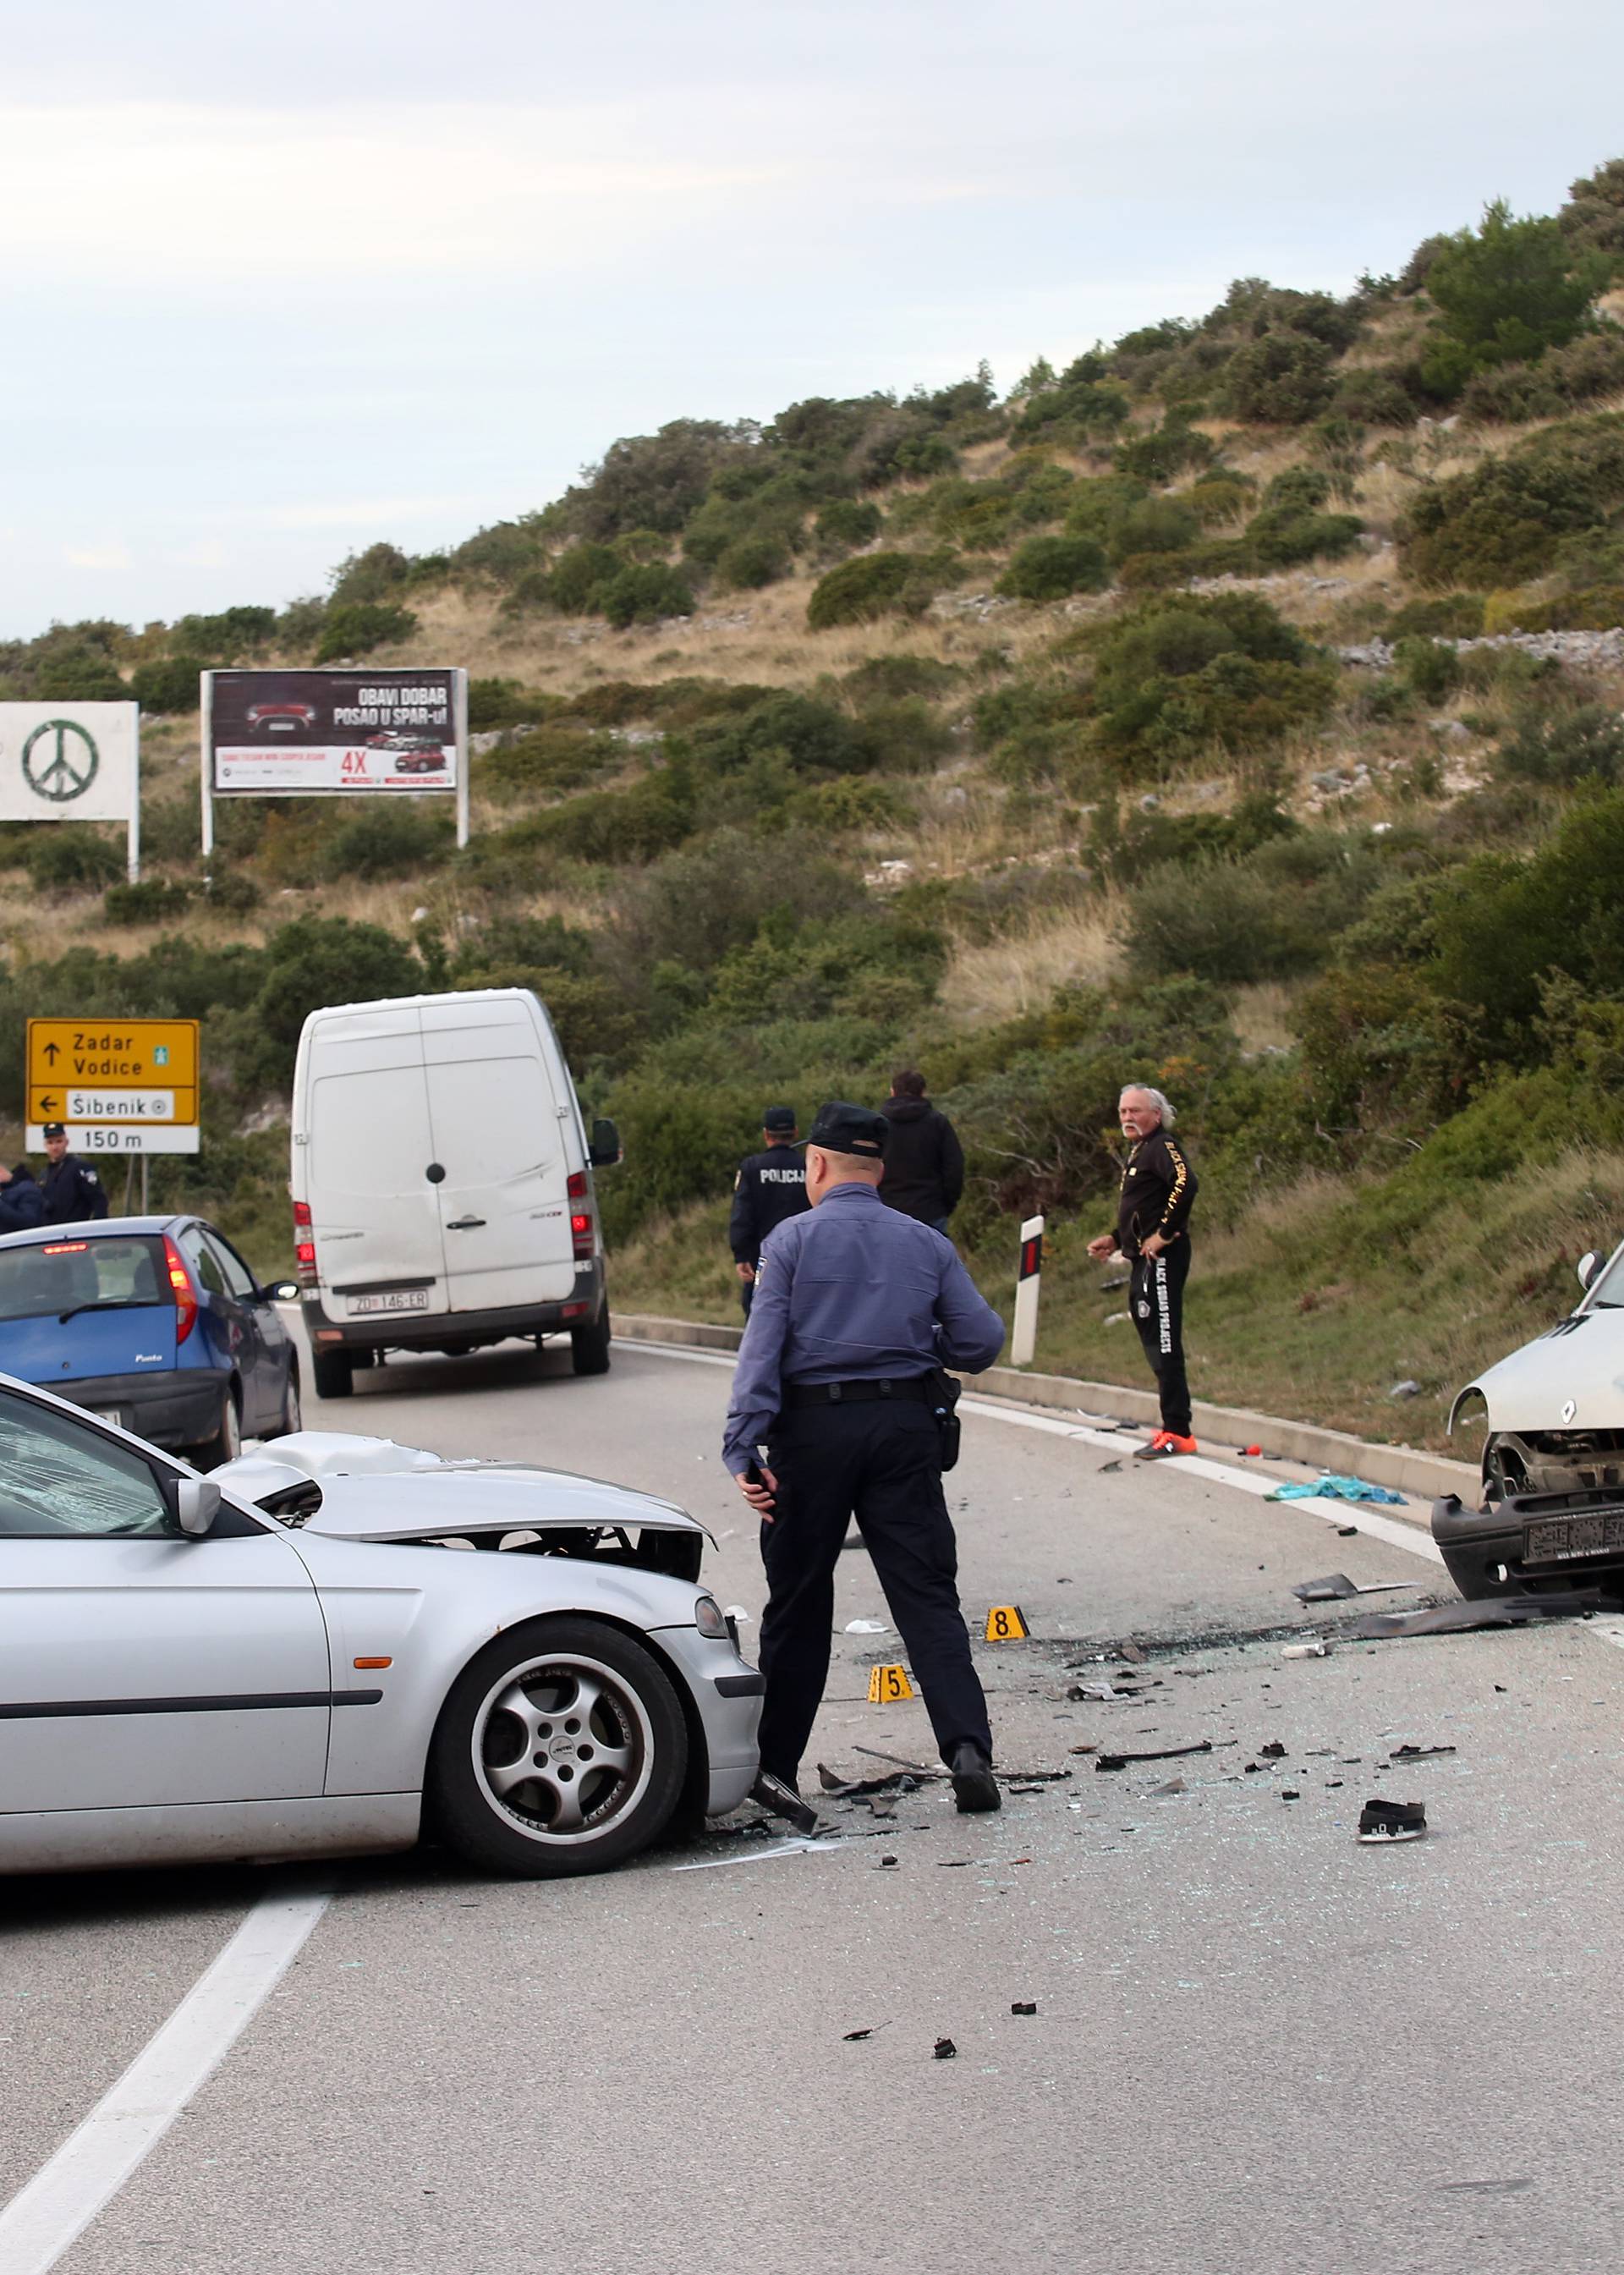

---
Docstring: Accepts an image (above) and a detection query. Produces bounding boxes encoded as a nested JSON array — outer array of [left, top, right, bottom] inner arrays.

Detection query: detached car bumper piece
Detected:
[[1432, 1483, 1624, 1601]]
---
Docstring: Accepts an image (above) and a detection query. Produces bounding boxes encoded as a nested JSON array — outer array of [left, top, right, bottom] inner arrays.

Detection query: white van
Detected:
[[290, 989, 620, 1399]]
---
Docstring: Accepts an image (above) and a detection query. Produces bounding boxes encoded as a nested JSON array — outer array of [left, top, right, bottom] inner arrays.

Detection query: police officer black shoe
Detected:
[[948, 1743, 1001, 1814], [749, 1770, 820, 1837]]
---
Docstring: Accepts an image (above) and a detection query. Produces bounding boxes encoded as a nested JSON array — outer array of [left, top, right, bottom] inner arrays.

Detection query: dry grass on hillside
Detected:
[[940, 891, 1128, 1022]]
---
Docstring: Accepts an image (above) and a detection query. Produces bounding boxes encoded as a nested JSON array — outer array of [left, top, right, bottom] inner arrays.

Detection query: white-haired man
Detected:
[[1088, 1085, 1199, 1459]]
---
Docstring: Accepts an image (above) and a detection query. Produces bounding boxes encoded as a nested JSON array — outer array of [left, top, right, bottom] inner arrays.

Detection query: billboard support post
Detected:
[[199, 672, 215, 868], [128, 708, 141, 883], [454, 670, 470, 850]]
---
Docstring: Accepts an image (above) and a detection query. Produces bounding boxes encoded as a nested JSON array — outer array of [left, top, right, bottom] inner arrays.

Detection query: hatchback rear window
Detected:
[[0, 1236, 168, 1323]]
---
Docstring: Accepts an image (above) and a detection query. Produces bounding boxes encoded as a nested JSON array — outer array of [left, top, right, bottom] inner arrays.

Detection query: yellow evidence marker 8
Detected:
[[985, 1605, 1031, 1640], [867, 1663, 915, 1703]]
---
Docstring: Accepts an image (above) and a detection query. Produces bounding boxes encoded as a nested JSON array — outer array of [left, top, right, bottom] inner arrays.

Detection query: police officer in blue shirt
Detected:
[[723, 1101, 1007, 1817]]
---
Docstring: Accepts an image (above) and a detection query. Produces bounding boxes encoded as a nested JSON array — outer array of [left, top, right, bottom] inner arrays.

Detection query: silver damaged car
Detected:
[[0, 1382, 761, 1878]]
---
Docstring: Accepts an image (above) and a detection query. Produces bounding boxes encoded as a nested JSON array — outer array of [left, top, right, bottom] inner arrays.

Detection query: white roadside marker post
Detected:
[[1011, 1213, 1044, 1367]]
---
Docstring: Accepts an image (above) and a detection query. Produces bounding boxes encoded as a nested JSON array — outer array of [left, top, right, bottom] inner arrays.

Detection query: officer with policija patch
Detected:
[[1089, 1084, 1199, 1460], [39, 1123, 109, 1227], [728, 1106, 809, 1319], [723, 1101, 1007, 1822]]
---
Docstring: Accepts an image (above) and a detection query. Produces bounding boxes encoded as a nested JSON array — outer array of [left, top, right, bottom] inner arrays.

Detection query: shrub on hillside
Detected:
[[997, 534, 1111, 601], [598, 563, 694, 627], [1123, 833, 1382, 983], [683, 691, 879, 779], [715, 535, 789, 591], [1419, 199, 1610, 399], [1398, 412, 1624, 586], [1560, 157, 1624, 267], [544, 542, 622, 613], [1089, 592, 1336, 767], [36, 648, 127, 701], [1113, 420, 1217, 482], [254, 917, 423, 1058], [1221, 332, 1336, 424], [319, 803, 453, 881], [315, 602, 416, 662], [971, 678, 1089, 784], [1330, 364, 1422, 426], [30, 830, 123, 891], [842, 654, 960, 705], [330, 542, 414, 606], [807, 552, 915, 628], [479, 723, 618, 800], [168, 604, 277, 660], [1295, 963, 1479, 1140], [815, 499, 881, 553], [1010, 358, 1130, 443], [1385, 593, 1485, 640], [607, 827, 868, 981], [1185, 474, 1255, 526], [103, 878, 194, 926], [1106, 498, 1202, 565], [1495, 703, 1624, 788], [569, 420, 755, 540], [467, 677, 549, 730], [130, 656, 205, 714], [494, 765, 699, 867]]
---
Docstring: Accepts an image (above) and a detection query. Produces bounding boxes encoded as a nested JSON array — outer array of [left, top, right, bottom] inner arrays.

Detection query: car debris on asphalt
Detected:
[[933, 2037, 957, 2059], [1389, 1742, 1457, 1761], [1351, 1590, 1618, 1638], [1358, 1798, 1427, 1843], [1095, 1739, 1215, 1772], [1292, 1573, 1419, 1602]]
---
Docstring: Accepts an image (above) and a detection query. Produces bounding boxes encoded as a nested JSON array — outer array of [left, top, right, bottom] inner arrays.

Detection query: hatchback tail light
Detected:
[[293, 1201, 316, 1289], [162, 1234, 198, 1344], [567, 1169, 595, 1261]]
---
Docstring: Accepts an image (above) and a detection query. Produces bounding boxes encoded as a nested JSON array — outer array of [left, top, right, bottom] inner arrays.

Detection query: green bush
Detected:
[[1185, 475, 1255, 526], [36, 648, 128, 701], [130, 657, 205, 714], [815, 499, 882, 553], [103, 878, 194, 926], [715, 535, 789, 591], [468, 677, 550, 730], [330, 542, 414, 606], [1560, 157, 1624, 267], [1419, 199, 1610, 399], [683, 692, 878, 779], [1113, 420, 1217, 482], [251, 917, 423, 1063], [807, 552, 914, 628], [1330, 364, 1421, 426], [568, 420, 755, 541], [1010, 359, 1130, 442], [1495, 703, 1624, 787], [1386, 593, 1485, 640], [314, 602, 416, 662], [1295, 963, 1479, 1140], [1090, 592, 1335, 766], [1245, 504, 1363, 568], [1221, 332, 1336, 424], [997, 534, 1111, 600], [598, 564, 694, 628], [1394, 635, 1462, 703], [1124, 833, 1382, 982], [1399, 412, 1624, 585], [478, 723, 618, 800], [843, 654, 960, 705], [30, 830, 124, 891], [1106, 498, 1202, 564], [203, 869, 261, 914], [168, 605, 277, 661], [318, 802, 453, 880], [540, 542, 621, 613]]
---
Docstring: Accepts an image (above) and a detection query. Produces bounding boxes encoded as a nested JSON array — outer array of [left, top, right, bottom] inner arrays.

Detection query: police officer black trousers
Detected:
[[1131, 1239, 1193, 1437], [757, 1392, 992, 1787]]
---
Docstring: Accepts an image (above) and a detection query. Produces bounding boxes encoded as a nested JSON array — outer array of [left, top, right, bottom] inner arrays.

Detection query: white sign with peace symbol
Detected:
[[0, 703, 137, 825]]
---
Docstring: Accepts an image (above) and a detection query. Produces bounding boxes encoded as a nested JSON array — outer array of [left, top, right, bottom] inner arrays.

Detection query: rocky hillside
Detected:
[[7, 161, 1624, 1446]]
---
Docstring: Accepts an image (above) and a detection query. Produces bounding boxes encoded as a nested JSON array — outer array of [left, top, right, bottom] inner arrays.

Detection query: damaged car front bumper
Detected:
[[1432, 1482, 1624, 1602]]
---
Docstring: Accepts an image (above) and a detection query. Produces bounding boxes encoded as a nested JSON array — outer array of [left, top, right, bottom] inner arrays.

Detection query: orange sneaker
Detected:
[[1133, 1431, 1198, 1460]]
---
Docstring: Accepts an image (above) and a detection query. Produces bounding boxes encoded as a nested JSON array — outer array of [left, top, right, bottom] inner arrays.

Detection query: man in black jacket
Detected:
[[729, 1107, 809, 1319], [0, 1162, 46, 1234], [1088, 1085, 1199, 1460], [877, 1070, 964, 1233], [40, 1124, 109, 1227]]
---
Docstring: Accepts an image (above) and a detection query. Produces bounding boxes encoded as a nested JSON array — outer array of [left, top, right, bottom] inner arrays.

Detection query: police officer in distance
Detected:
[[723, 1102, 1007, 1816], [728, 1105, 809, 1320], [39, 1124, 109, 1227]]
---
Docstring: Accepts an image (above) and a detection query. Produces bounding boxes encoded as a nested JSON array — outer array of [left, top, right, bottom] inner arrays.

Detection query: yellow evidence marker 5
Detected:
[[867, 1663, 915, 1703]]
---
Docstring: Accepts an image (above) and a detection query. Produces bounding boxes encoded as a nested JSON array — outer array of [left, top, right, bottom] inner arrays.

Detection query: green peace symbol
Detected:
[[21, 718, 101, 804]]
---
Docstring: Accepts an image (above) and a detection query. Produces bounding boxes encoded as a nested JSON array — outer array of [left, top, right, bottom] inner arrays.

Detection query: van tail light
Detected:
[[293, 1201, 317, 1289], [567, 1169, 595, 1260], [162, 1235, 198, 1344]]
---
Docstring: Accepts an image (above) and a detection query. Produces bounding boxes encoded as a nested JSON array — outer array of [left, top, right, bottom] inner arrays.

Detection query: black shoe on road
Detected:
[[949, 1743, 1001, 1814]]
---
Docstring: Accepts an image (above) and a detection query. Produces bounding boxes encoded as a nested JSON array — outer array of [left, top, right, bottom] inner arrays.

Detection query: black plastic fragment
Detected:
[[1351, 1589, 1619, 1639], [1095, 1739, 1213, 1772], [934, 2037, 957, 2060], [1389, 1742, 1457, 1761], [1011, 2001, 1037, 2015]]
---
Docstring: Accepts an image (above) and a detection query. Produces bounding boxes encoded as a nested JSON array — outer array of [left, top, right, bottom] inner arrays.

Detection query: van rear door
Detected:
[[420, 995, 576, 1314], [304, 1005, 447, 1319]]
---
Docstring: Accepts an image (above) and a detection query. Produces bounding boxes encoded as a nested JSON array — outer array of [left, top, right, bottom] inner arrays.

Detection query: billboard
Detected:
[[0, 703, 138, 826], [204, 668, 464, 794]]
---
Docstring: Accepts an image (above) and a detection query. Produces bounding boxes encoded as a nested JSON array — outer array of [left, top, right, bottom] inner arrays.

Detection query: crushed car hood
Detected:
[[216, 1431, 708, 1544], [1452, 1309, 1624, 1433]]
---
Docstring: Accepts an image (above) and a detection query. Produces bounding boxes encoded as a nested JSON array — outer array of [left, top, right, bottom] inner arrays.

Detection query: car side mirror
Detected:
[[264, 1280, 300, 1303], [589, 1117, 622, 1169], [1577, 1250, 1603, 1292], [174, 1479, 222, 1537]]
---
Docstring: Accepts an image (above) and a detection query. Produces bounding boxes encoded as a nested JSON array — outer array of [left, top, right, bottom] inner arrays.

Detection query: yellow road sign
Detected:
[[867, 1663, 915, 1704], [28, 1019, 199, 1107], [985, 1604, 1031, 1641]]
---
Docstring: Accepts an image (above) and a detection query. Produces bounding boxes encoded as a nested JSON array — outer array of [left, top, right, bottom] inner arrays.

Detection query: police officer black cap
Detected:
[[762, 1105, 797, 1134], [41, 1122, 65, 1140], [807, 1101, 888, 1158]]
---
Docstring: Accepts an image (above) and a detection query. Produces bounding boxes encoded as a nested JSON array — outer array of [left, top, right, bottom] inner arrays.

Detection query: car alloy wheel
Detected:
[[475, 1651, 653, 1841], [428, 1617, 688, 1877]]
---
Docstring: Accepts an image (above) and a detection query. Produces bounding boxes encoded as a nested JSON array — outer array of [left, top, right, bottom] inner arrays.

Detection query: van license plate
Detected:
[[350, 1289, 431, 1316]]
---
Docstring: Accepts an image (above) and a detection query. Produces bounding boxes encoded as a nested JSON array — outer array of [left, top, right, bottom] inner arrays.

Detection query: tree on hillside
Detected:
[[571, 419, 759, 539], [1560, 157, 1624, 267], [1421, 198, 1611, 398]]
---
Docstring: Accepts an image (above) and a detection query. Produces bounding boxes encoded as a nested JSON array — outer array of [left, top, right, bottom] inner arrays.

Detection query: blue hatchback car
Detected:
[[0, 1215, 299, 1467]]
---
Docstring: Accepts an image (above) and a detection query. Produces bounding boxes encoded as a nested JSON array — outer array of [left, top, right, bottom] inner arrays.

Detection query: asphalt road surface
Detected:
[[4, 1333, 1621, 2275]]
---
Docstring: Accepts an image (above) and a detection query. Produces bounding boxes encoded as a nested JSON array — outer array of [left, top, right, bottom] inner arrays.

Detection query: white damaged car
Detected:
[[0, 1382, 761, 1880], [1432, 1239, 1624, 1599]]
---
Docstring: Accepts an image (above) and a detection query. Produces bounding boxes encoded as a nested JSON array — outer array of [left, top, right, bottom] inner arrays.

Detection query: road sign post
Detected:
[[26, 1019, 201, 1157], [1011, 1213, 1044, 1367]]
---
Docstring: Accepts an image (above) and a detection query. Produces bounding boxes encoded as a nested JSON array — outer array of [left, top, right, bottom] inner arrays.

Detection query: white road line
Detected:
[[615, 1338, 1445, 1565], [0, 1882, 332, 2275]]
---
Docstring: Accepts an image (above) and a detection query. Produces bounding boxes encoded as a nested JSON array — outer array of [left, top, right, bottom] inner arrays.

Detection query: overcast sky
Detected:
[[5, 0, 1622, 637]]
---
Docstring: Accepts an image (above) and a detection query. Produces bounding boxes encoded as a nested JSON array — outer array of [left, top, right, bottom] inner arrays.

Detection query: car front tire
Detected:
[[427, 1617, 688, 1877]]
